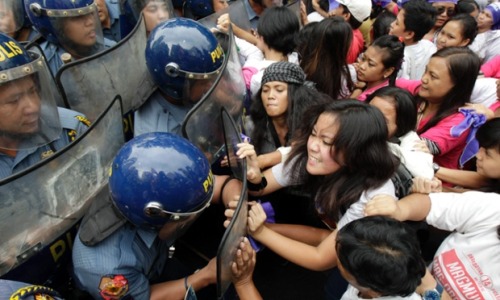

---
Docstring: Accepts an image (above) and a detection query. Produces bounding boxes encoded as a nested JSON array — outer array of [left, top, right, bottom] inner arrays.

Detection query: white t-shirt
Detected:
[[427, 191, 500, 300], [341, 285, 422, 300], [272, 161, 396, 229], [469, 30, 500, 63], [389, 131, 434, 180], [399, 40, 436, 80], [470, 77, 498, 108]]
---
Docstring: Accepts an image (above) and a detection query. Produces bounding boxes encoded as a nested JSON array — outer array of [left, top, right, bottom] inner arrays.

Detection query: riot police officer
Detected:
[[72, 132, 218, 299], [0, 33, 89, 180], [24, 0, 116, 75], [134, 17, 224, 136], [120, 0, 174, 37]]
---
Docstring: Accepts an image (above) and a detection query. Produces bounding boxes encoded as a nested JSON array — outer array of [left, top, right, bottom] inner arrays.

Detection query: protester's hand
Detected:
[[411, 177, 442, 194], [460, 103, 494, 120], [224, 198, 240, 228], [364, 194, 402, 220], [216, 13, 231, 33], [236, 142, 261, 184], [413, 139, 431, 153], [248, 202, 267, 236], [231, 237, 256, 287]]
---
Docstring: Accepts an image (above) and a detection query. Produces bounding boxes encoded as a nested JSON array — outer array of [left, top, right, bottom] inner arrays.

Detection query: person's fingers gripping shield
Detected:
[[0, 33, 61, 151], [25, 0, 105, 58], [0, 0, 25, 37], [108, 132, 214, 237], [145, 18, 224, 102]]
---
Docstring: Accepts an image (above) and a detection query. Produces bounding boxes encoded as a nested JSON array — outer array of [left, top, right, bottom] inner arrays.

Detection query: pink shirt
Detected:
[[480, 55, 500, 78], [418, 113, 469, 170], [356, 79, 421, 101]]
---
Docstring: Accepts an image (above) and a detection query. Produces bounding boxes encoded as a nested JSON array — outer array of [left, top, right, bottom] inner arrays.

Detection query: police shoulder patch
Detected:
[[99, 275, 129, 300]]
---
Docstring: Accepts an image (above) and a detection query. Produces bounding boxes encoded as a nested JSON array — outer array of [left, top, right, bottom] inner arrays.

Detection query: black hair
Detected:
[[336, 216, 426, 297], [339, 4, 363, 29], [250, 84, 330, 153], [370, 35, 405, 86], [402, 0, 437, 41], [371, 10, 396, 42], [366, 86, 417, 138], [417, 47, 481, 134], [457, 0, 480, 15], [297, 17, 354, 99], [442, 13, 478, 46], [287, 100, 399, 223], [257, 6, 300, 55], [476, 118, 500, 193]]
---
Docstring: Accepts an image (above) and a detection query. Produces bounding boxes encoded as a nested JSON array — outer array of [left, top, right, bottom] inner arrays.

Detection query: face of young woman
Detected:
[[356, 46, 393, 87], [432, 2, 456, 28], [261, 81, 288, 118], [436, 20, 469, 50], [369, 96, 397, 138], [418, 56, 454, 104], [476, 146, 500, 179], [306, 113, 342, 175]]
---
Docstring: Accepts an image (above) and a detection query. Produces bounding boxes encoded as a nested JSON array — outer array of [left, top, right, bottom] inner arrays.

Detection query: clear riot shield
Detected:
[[197, 0, 252, 31], [55, 15, 154, 123], [0, 97, 125, 285], [181, 27, 246, 167], [216, 109, 248, 299]]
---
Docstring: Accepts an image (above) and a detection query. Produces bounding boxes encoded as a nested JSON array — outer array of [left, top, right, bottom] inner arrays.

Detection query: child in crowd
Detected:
[[469, 2, 500, 63], [389, 0, 437, 80], [436, 13, 477, 50]]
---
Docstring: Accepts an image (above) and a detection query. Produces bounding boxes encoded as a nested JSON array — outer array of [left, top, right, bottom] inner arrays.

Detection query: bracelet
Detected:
[[247, 175, 267, 191], [184, 275, 189, 291]]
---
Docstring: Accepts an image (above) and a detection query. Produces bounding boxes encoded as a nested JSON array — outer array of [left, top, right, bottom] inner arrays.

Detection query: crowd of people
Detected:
[[0, 0, 499, 299]]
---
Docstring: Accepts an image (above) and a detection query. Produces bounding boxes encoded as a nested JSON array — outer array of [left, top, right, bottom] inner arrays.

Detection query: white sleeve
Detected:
[[337, 180, 396, 229], [426, 191, 500, 233], [396, 132, 434, 179], [271, 157, 302, 187], [470, 77, 498, 107], [235, 36, 264, 63]]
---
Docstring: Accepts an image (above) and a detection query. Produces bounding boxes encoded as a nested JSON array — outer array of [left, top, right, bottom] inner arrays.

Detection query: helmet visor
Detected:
[[0, 0, 23, 36], [47, 4, 105, 58], [0, 51, 61, 150]]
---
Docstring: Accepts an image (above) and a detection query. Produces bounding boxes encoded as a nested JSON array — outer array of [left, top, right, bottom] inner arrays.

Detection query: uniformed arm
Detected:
[[248, 203, 338, 271], [149, 258, 216, 300]]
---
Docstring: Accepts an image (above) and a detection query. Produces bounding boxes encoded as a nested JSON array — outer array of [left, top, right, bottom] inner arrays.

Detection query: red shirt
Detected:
[[346, 29, 364, 64]]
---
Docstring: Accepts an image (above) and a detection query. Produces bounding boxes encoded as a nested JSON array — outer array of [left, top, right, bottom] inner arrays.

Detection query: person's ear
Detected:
[[383, 67, 395, 79]]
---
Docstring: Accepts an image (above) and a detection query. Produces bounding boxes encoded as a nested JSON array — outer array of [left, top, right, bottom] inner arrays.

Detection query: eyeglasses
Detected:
[[435, 6, 456, 17]]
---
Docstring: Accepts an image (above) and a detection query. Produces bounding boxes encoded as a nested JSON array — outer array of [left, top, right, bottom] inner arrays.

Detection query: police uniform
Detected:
[[0, 279, 64, 300], [103, 0, 122, 42], [134, 90, 193, 136], [0, 107, 90, 180], [41, 39, 116, 75], [72, 223, 170, 300]]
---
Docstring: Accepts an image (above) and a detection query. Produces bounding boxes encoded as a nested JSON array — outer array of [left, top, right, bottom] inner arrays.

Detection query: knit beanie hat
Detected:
[[261, 62, 306, 86], [486, 2, 500, 30]]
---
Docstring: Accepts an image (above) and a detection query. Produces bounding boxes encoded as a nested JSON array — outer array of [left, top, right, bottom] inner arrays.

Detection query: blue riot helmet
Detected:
[[109, 132, 214, 231], [0, 33, 62, 150], [25, 0, 105, 58], [0, 0, 25, 37], [145, 18, 224, 102], [120, 0, 173, 35]]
